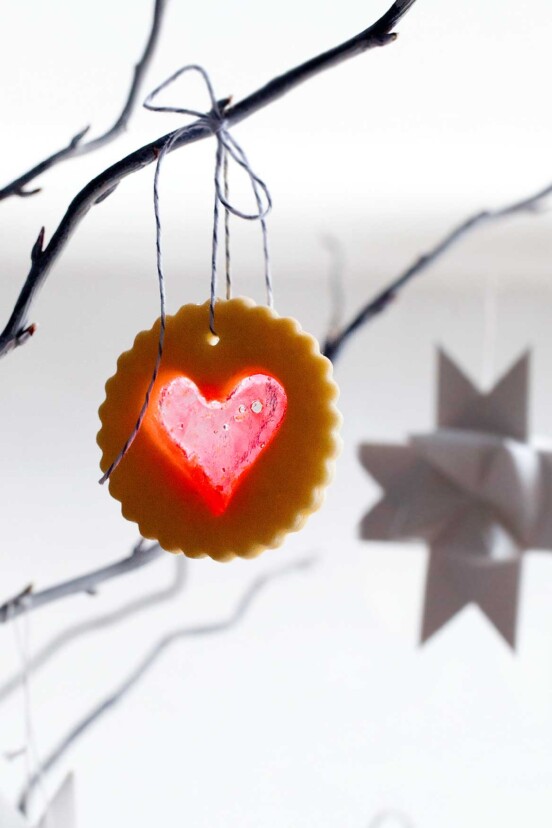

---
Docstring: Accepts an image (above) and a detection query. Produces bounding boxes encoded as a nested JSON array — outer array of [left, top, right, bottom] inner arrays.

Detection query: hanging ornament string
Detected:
[[99, 64, 273, 484], [10, 605, 48, 816], [194, 67, 273, 330], [481, 269, 499, 390], [223, 149, 232, 300]]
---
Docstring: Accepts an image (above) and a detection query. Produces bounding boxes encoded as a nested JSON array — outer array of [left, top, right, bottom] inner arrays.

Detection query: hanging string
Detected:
[[99, 128, 180, 484], [10, 604, 48, 817], [210, 137, 224, 334], [224, 149, 231, 300], [99, 64, 273, 484], [481, 269, 499, 389]]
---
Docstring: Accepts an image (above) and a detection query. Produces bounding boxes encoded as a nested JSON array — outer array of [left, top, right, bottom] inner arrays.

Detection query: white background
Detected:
[[1, 0, 552, 825]]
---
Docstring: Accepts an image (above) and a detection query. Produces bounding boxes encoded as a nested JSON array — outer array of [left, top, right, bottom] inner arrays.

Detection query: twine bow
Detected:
[[100, 65, 273, 484]]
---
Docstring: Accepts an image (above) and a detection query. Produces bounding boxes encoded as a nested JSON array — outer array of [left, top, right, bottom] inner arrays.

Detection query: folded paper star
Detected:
[[359, 349, 552, 647], [0, 774, 76, 828]]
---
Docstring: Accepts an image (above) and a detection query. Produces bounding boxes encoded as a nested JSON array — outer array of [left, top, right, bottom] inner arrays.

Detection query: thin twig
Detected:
[[18, 556, 316, 813], [0, 0, 168, 202], [323, 179, 552, 361], [0, 539, 164, 624], [0, 557, 185, 703], [0, 0, 417, 358]]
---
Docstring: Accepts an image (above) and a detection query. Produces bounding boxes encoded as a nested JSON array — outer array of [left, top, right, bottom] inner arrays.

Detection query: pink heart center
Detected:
[[158, 373, 287, 514]]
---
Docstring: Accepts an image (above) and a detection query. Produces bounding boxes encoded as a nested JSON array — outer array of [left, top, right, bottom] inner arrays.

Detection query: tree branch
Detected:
[[0, 557, 185, 703], [0, 539, 164, 624], [0, 0, 168, 202], [323, 179, 552, 362], [0, 0, 417, 358], [17, 556, 316, 814]]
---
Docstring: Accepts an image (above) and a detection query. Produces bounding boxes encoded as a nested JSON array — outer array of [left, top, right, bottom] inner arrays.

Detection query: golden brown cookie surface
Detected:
[[98, 298, 341, 561]]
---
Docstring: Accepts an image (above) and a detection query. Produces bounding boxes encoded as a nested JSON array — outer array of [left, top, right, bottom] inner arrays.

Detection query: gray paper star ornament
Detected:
[[36, 775, 76, 828], [0, 774, 76, 828], [359, 349, 552, 647]]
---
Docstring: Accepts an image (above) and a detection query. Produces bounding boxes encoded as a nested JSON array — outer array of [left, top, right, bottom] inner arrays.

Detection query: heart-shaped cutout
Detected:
[[158, 373, 287, 514]]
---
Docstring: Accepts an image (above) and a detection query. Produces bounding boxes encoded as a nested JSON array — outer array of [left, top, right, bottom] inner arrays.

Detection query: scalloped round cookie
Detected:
[[97, 298, 342, 561]]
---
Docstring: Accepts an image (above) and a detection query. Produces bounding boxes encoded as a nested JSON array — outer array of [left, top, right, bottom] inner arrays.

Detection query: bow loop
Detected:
[[144, 64, 272, 224]]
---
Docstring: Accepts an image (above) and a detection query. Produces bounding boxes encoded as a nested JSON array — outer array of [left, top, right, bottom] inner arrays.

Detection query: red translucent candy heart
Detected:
[[158, 373, 287, 514]]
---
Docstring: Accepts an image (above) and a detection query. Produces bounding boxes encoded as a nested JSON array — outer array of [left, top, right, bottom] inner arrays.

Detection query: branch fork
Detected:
[[0, 0, 415, 358]]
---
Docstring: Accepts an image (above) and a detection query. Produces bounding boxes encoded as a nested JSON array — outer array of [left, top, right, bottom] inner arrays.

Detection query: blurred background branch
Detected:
[[0, 557, 186, 704], [0, 539, 164, 624], [0, 0, 168, 202], [323, 178, 552, 361], [17, 556, 316, 814]]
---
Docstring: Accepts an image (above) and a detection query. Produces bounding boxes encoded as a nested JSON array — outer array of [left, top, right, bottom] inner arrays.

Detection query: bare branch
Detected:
[[323, 179, 552, 362], [0, 557, 185, 704], [18, 556, 316, 813], [0, 539, 165, 624], [0, 0, 168, 202], [0, 0, 417, 358], [30, 227, 45, 262]]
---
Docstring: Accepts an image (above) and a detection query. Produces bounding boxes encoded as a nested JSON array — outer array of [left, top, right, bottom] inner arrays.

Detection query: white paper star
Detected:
[[36, 775, 76, 828], [0, 775, 76, 828], [359, 349, 552, 646]]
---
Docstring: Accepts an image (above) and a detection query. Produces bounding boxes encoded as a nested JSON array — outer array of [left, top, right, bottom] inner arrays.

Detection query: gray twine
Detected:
[[100, 64, 273, 485]]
